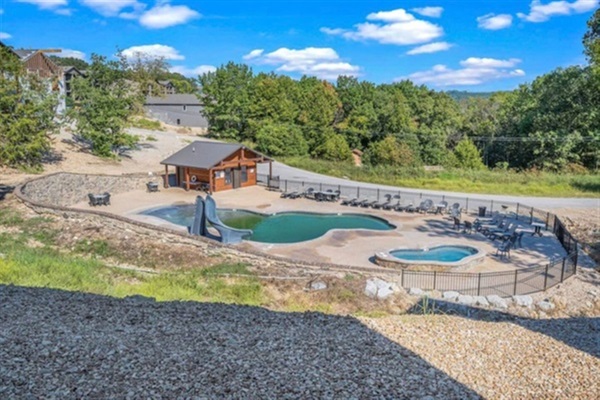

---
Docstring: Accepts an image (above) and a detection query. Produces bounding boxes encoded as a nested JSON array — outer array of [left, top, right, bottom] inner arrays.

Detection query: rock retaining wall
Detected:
[[21, 172, 162, 207]]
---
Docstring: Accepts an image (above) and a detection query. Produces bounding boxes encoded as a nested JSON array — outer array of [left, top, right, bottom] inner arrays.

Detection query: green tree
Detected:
[[453, 138, 485, 170], [49, 56, 90, 70], [583, 8, 600, 65], [364, 135, 419, 167], [0, 46, 58, 170], [68, 54, 138, 157], [199, 62, 253, 141], [255, 123, 308, 157], [314, 134, 352, 161]]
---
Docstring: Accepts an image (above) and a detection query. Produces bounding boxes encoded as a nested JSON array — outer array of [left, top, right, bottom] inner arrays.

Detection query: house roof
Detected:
[[145, 94, 200, 106], [13, 49, 38, 61], [161, 141, 271, 169]]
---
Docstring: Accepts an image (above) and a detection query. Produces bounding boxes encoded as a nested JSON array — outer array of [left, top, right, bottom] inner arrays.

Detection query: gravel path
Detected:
[[363, 315, 600, 399], [0, 285, 479, 399]]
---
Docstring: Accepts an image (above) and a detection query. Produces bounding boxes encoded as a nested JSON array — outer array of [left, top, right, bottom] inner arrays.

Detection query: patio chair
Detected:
[[102, 192, 111, 206], [314, 192, 326, 202], [403, 202, 418, 212], [361, 200, 377, 208], [303, 187, 315, 199], [88, 193, 99, 207], [341, 197, 357, 206], [481, 219, 508, 236], [146, 182, 159, 193], [354, 199, 369, 207], [463, 220, 473, 234], [418, 199, 434, 214], [496, 240, 512, 259], [435, 201, 449, 214]]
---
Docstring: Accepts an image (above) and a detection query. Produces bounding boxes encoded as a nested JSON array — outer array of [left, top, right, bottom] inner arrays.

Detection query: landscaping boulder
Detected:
[[458, 295, 475, 305], [442, 291, 460, 301], [365, 278, 398, 300], [537, 300, 555, 311], [474, 296, 489, 307], [513, 295, 533, 307], [309, 281, 327, 291], [486, 295, 508, 309], [409, 288, 425, 296]]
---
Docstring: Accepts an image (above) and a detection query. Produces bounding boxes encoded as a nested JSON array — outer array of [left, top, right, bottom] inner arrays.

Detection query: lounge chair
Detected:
[[362, 200, 378, 208], [400, 202, 416, 212], [354, 199, 369, 207], [303, 187, 315, 199], [489, 223, 518, 241], [372, 194, 392, 209], [102, 192, 111, 206], [341, 197, 357, 206], [383, 195, 401, 210], [314, 192, 326, 202]]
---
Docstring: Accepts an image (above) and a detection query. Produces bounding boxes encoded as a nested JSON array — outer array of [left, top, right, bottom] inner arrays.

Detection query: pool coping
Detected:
[[374, 244, 487, 272]]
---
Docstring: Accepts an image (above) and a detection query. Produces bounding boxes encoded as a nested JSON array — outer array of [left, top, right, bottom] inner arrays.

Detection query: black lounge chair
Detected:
[[383, 195, 400, 210], [341, 197, 357, 206], [281, 191, 299, 199], [303, 188, 315, 199], [396, 202, 414, 212], [353, 199, 369, 207], [361, 200, 377, 208], [314, 192, 326, 202], [372, 194, 392, 209]]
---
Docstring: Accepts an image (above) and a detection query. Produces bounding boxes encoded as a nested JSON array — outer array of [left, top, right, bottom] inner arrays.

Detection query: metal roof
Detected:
[[14, 49, 37, 61], [145, 94, 201, 106], [161, 141, 271, 169]]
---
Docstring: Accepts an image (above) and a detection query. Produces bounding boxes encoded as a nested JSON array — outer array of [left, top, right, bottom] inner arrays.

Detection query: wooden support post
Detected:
[[269, 161, 273, 180], [185, 167, 190, 191], [164, 165, 169, 188], [209, 168, 214, 194]]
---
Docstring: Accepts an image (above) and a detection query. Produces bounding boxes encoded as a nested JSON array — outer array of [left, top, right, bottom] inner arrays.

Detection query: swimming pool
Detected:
[[375, 245, 485, 271], [140, 205, 395, 244]]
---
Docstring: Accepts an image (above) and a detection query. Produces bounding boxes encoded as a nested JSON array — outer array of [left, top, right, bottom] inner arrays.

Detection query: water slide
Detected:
[[190, 195, 253, 244]]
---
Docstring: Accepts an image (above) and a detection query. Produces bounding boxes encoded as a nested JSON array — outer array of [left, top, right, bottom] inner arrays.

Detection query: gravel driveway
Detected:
[[0, 285, 479, 399]]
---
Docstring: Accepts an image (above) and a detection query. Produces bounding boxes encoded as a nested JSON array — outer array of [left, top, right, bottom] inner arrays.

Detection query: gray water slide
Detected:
[[203, 195, 253, 244]]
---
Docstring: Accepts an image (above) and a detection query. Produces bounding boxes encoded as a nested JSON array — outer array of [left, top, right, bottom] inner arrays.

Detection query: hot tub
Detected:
[[375, 245, 486, 271]]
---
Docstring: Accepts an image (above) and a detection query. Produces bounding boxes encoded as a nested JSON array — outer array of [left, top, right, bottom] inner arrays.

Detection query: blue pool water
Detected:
[[141, 205, 394, 244], [390, 246, 478, 263]]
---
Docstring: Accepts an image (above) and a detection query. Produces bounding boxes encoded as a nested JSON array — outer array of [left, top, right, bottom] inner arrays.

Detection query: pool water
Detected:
[[390, 246, 478, 263], [141, 205, 394, 244]]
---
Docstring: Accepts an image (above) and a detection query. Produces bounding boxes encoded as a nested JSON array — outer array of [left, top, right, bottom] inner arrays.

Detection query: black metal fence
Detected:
[[257, 174, 581, 296]]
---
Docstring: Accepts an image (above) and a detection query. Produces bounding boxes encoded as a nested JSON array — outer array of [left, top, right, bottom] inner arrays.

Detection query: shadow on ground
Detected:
[[0, 285, 481, 399]]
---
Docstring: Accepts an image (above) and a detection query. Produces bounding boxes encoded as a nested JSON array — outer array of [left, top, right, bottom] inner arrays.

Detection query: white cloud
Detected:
[[477, 13, 513, 30], [16, 0, 67, 9], [517, 0, 598, 23], [407, 41, 453, 55], [243, 49, 264, 60], [139, 2, 200, 29], [80, 0, 145, 17], [170, 65, 216, 77], [411, 7, 444, 18], [460, 57, 521, 68], [55, 49, 87, 60], [121, 44, 185, 60], [244, 47, 360, 80], [400, 57, 525, 86], [0, 32, 12, 40], [322, 8, 444, 45]]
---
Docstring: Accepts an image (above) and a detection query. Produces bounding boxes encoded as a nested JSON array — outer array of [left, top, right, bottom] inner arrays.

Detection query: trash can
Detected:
[[478, 206, 487, 217]]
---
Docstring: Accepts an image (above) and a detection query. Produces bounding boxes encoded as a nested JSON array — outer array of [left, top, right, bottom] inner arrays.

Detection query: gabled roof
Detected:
[[161, 141, 271, 169], [14, 49, 38, 61], [146, 94, 201, 106]]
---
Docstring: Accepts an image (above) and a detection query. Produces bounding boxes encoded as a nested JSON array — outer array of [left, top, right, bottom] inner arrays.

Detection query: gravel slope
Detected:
[[0, 285, 478, 399]]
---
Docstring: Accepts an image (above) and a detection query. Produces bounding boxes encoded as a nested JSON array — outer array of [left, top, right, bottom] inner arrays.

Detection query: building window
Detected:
[[241, 166, 248, 183], [183, 105, 187, 111], [225, 169, 232, 185]]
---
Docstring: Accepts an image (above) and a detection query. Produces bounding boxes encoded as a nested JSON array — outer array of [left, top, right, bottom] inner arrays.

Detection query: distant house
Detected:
[[147, 80, 176, 96], [161, 141, 273, 193], [144, 94, 208, 128]]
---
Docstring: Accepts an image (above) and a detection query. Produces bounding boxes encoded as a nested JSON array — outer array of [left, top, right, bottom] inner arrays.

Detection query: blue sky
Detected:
[[0, 0, 597, 91]]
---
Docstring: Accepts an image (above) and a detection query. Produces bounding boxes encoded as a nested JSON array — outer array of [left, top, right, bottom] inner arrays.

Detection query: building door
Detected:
[[233, 169, 242, 189]]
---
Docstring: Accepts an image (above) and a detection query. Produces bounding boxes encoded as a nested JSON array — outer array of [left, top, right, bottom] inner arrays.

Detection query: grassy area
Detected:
[[279, 157, 600, 197], [129, 117, 163, 131]]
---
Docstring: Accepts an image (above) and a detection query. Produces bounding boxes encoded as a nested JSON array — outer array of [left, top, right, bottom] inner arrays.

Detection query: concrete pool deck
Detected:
[[72, 186, 567, 272]]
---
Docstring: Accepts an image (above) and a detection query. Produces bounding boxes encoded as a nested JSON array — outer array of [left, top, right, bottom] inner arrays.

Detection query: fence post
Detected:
[[543, 264, 549, 291], [490, 200, 494, 215], [466, 198, 469, 213], [420, 192, 423, 199], [560, 258, 566, 283], [377, 189, 380, 201], [545, 212, 550, 230], [401, 269, 405, 287], [433, 271, 437, 290], [516, 203, 520, 220], [513, 270, 518, 295], [529, 207, 534, 224], [477, 273, 482, 296], [357, 187, 360, 198]]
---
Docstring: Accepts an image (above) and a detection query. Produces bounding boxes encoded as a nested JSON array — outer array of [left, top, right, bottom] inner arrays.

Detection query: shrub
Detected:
[[255, 122, 309, 157], [453, 138, 485, 170], [314, 134, 353, 161], [364, 135, 419, 167]]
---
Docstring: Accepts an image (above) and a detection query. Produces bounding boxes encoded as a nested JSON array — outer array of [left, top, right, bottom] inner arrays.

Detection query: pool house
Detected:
[[161, 141, 273, 193]]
